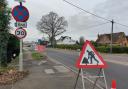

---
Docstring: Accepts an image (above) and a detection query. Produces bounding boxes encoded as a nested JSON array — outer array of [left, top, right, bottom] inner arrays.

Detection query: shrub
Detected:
[[96, 46, 110, 53], [54, 44, 82, 50], [55, 44, 128, 53], [96, 46, 128, 53]]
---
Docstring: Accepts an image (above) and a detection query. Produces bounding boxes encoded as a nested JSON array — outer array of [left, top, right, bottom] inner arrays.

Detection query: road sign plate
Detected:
[[12, 5, 29, 22], [15, 22, 27, 28], [15, 28, 27, 39], [76, 40, 107, 68]]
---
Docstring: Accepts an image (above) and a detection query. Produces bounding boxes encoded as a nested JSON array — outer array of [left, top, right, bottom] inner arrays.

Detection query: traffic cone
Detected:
[[111, 80, 116, 89]]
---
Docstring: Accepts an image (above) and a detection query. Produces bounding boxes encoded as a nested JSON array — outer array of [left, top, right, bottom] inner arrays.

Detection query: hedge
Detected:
[[54, 44, 128, 53], [54, 44, 82, 50]]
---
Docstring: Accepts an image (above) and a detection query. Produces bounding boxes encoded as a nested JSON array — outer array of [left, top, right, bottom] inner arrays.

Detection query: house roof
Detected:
[[113, 32, 125, 43], [96, 32, 126, 44], [58, 36, 71, 41]]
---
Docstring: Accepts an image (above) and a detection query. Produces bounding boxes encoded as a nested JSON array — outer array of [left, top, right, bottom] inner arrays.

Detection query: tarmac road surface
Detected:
[[47, 48, 128, 89]]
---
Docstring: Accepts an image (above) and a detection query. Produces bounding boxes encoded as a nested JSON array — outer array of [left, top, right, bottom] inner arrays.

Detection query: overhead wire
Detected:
[[63, 0, 128, 29], [115, 22, 128, 28], [84, 22, 110, 30], [63, 0, 111, 22]]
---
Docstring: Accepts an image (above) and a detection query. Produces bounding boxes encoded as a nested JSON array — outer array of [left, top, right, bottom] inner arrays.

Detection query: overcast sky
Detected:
[[8, 0, 128, 41]]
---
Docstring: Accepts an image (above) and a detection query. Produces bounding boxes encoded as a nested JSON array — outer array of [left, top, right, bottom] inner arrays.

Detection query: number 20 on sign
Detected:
[[15, 28, 27, 39]]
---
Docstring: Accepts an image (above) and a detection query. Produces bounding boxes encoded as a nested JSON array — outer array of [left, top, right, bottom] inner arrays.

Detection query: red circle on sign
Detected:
[[12, 5, 29, 22], [15, 28, 27, 39]]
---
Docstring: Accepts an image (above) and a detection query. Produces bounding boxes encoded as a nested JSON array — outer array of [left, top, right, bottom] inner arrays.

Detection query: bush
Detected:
[[96, 46, 110, 53], [112, 47, 128, 53], [96, 46, 128, 53], [55, 44, 128, 53], [54, 44, 82, 50]]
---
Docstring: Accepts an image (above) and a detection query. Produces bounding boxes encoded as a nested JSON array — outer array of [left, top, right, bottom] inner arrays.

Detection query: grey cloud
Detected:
[[94, 0, 128, 23], [68, 13, 107, 31]]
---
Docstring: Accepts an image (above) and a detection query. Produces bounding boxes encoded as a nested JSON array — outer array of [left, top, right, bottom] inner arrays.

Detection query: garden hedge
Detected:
[[54, 44, 128, 53]]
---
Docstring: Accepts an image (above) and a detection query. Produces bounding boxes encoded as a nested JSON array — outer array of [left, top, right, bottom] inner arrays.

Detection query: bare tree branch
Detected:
[[36, 11, 68, 47]]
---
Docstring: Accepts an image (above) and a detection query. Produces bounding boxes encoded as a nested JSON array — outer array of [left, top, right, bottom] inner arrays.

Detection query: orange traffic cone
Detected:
[[111, 80, 116, 89]]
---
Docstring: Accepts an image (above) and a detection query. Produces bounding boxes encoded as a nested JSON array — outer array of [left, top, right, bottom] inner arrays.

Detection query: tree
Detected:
[[0, 0, 11, 67], [37, 12, 68, 47], [79, 36, 85, 45]]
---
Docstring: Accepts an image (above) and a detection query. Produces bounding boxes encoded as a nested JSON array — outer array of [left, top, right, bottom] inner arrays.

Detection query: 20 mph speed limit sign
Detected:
[[15, 28, 27, 39]]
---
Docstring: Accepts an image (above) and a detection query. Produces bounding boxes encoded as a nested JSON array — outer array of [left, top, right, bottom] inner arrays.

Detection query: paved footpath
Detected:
[[0, 50, 99, 89]]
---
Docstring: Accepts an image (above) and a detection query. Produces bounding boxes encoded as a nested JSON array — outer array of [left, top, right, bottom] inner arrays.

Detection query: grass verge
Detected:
[[32, 52, 45, 60]]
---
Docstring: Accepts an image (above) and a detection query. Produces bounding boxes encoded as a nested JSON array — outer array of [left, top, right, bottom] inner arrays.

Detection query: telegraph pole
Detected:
[[110, 20, 114, 54]]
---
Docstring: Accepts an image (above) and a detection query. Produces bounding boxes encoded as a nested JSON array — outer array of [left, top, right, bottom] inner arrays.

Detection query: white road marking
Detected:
[[48, 58, 61, 64], [44, 69, 55, 74], [38, 61, 47, 65], [53, 66, 70, 73]]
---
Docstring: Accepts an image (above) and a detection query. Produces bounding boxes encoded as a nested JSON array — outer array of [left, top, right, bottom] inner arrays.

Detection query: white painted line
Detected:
[[38, 61, 47, 65], [48, 58, 61, 64], [54, 66, 70, 73], [44, 69, 55, 74]]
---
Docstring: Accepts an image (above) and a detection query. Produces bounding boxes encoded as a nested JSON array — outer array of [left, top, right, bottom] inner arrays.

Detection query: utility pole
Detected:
[[110, 20, 114, 54]]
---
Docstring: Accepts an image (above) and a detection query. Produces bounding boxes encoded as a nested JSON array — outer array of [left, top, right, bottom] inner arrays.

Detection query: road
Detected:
[[47, 48, 128, 89]]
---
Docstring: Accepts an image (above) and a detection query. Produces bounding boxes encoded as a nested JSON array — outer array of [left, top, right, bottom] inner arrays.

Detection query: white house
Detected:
[[57, 36, 76, 45]]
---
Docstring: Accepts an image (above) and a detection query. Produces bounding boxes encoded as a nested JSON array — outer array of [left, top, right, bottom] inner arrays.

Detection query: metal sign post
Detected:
[[82, 69, 107, 89], [81, 69, 85, 89], [12, 0, 29, 72], [73, 68, 108, 89], [19, 39, 23, 71], [73, 69, 81, 89], [15, 28, 26, 72], [102, 69, 108, 89]]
